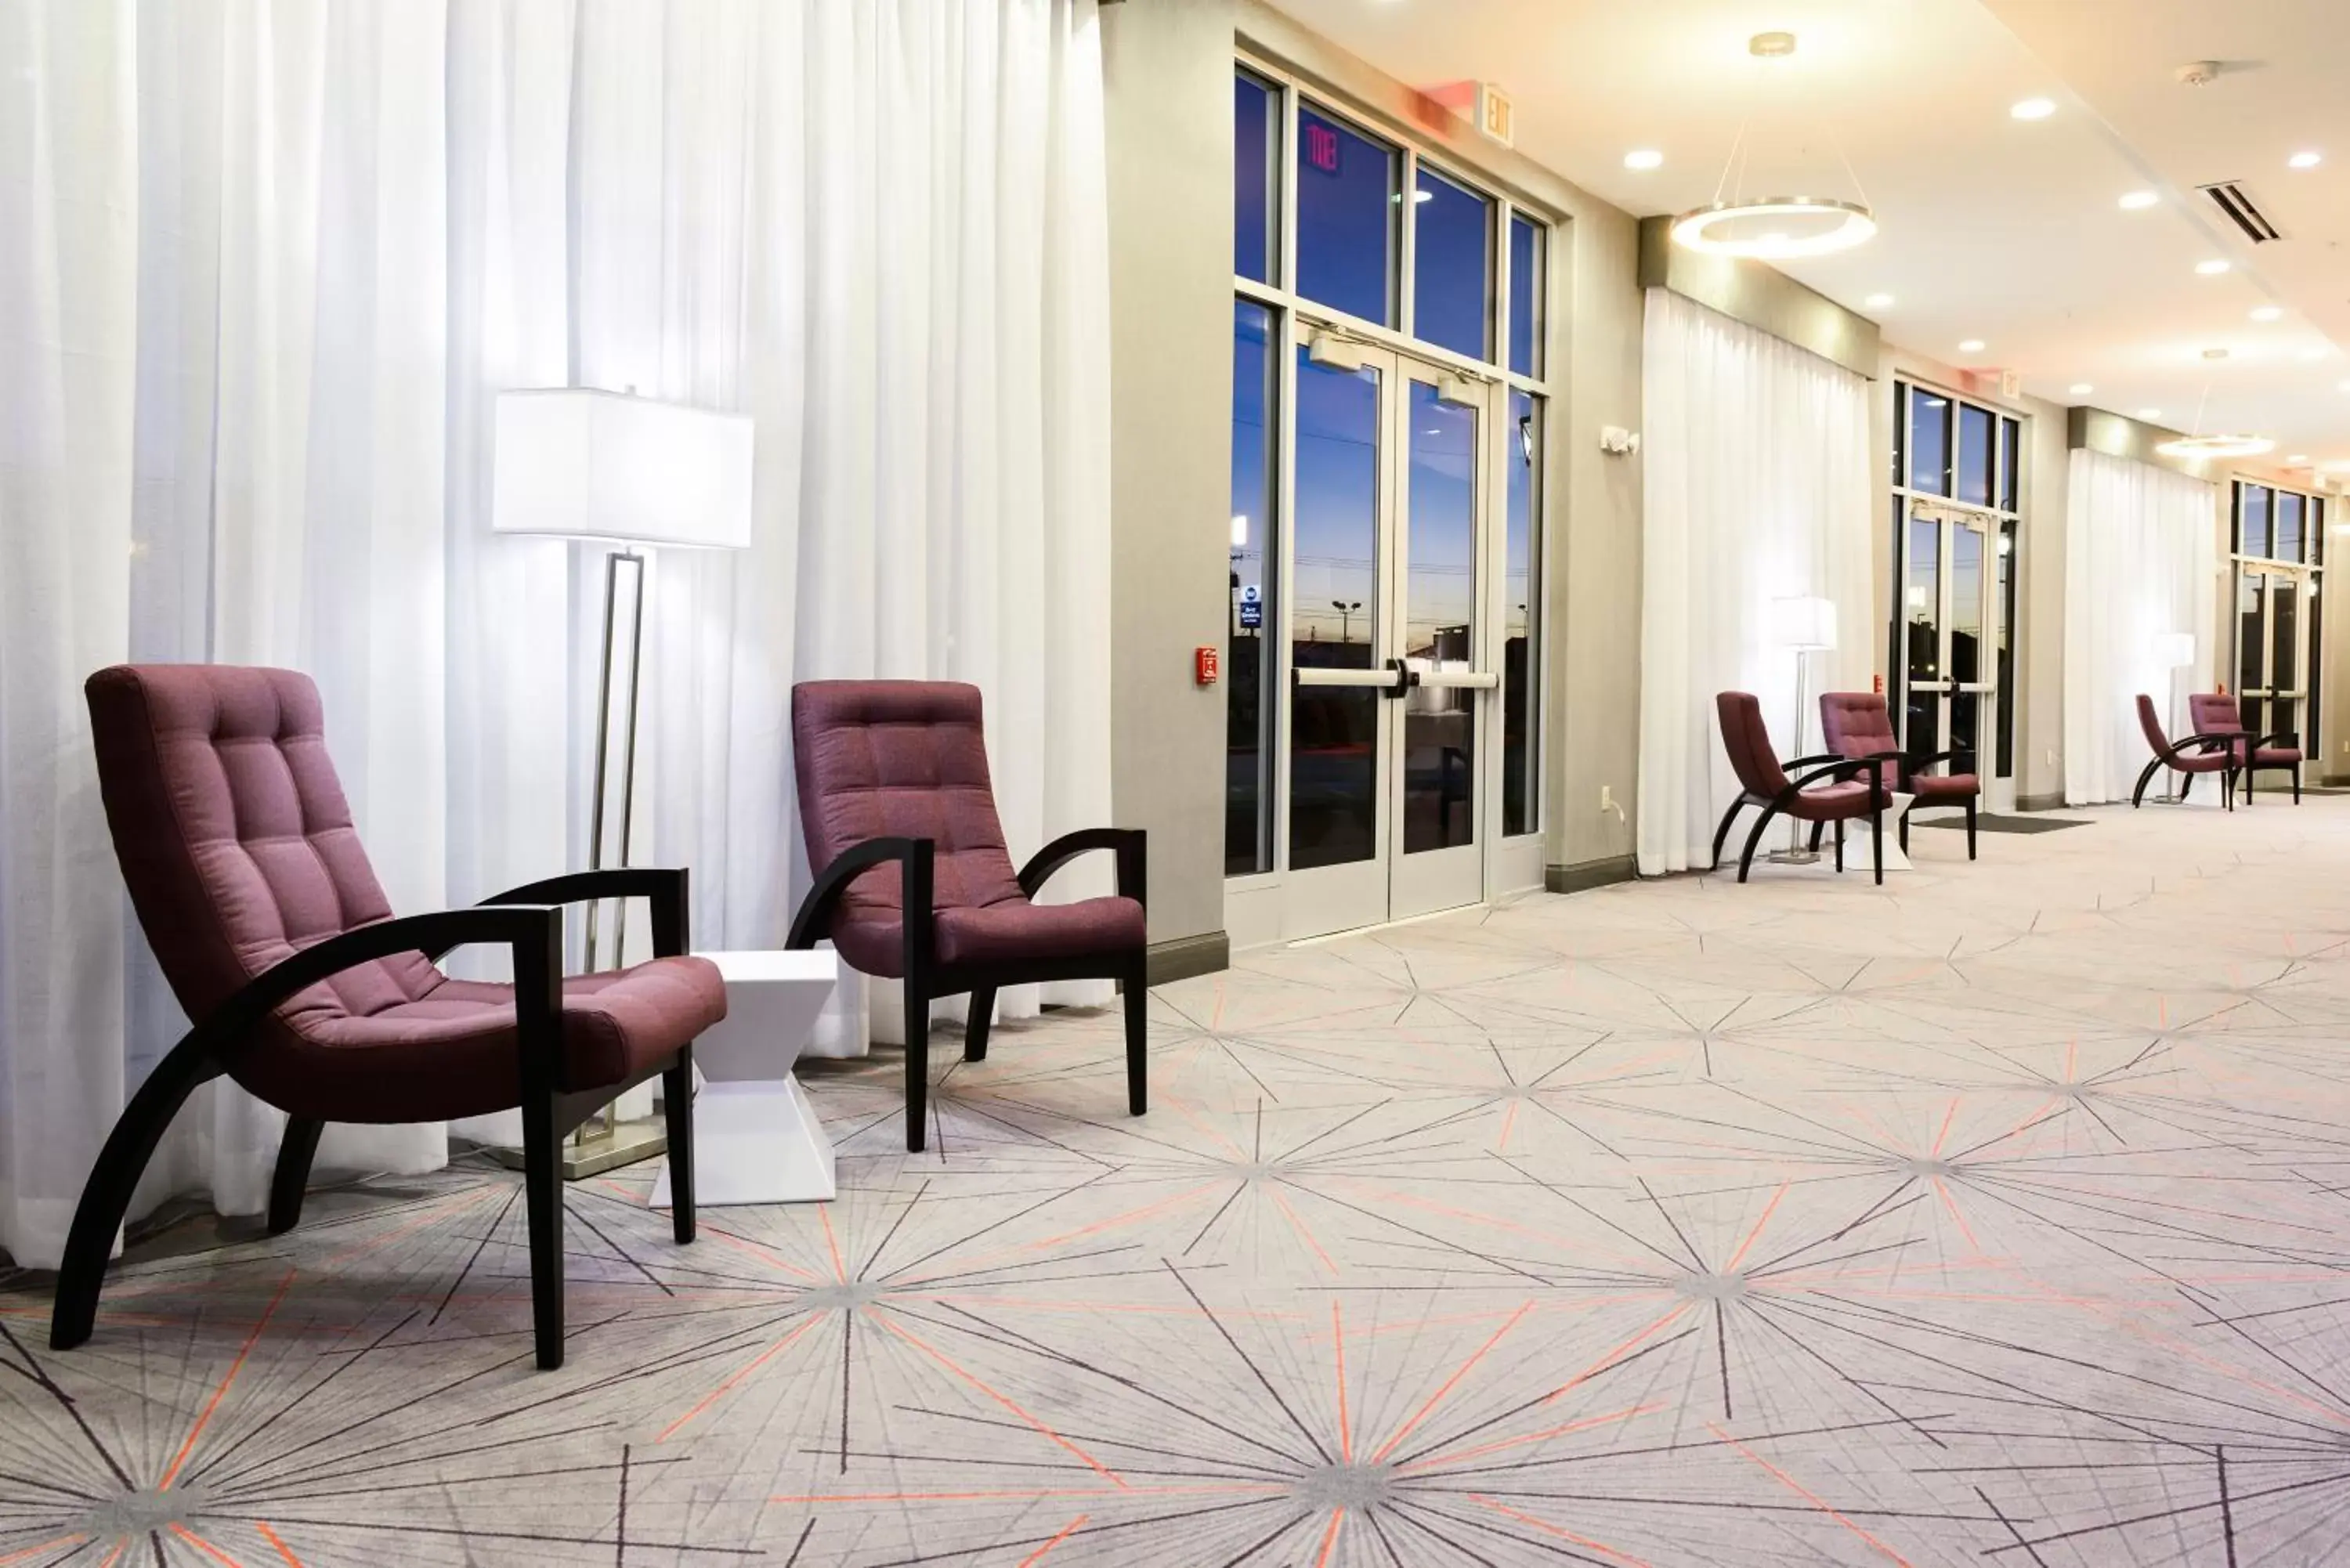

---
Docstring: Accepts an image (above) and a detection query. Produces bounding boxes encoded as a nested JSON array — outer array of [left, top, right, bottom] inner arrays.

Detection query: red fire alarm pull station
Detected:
[[1872, 672, 1884, 695], [1195, 646, 1220, 685]]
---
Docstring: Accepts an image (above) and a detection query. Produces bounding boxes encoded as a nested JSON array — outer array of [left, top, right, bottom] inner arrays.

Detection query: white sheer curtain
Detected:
[[1635, 289, 1875, 876], [0, 0, 1111, 1270], [2062, 448, 2218, 806]]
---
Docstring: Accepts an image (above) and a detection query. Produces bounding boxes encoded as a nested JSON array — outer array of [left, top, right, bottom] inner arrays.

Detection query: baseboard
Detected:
[[2013, 793, 2066, 813], [1146, 930, 1229, 985], [1546, 855, 1637, 894]]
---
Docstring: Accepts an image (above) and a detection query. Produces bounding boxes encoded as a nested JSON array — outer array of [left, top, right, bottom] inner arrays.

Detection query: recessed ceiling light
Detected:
[[2119, 190, 2160, 210], [2287, 454, 2311, 464], [2303, 348, 2330, 361], [2069, 383, 2094, 396], [2196, 259, 2232, 276], [2251, 305, 2285, 322], [2290, 150, 2323, 169], [2137, 407, 2163, 420], [2011, 98, 2057, 121], [1624, 149, 1665, 171], [1958, 339, 1986, 353], [1864, 292, 1895, 309]]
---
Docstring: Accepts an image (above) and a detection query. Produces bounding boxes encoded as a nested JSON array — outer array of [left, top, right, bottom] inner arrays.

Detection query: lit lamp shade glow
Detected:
[[494, 389, 754, 548], [2151, 631, 2196, 670], [1670, 198, 1877, 259], [1770, 594, 1838, 652]]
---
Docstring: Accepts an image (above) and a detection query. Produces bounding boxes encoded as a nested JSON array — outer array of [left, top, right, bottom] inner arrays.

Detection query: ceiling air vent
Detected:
[[2200, 182, 2282, 244]]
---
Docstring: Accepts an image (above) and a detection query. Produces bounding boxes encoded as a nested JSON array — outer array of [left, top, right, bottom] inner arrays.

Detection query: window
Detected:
[[1956, 404, 1994, 508], [1295, 105, 1397, 326], [1907, 387, 1950, 494], [1507, 215, 1545, 378], [1234, 71, 1280, 284], [1227, 301, 1278, 874], [2242, 485, 2272, 559], [2230, 479, 2324, 758], [1412, 166, 1492, 360]]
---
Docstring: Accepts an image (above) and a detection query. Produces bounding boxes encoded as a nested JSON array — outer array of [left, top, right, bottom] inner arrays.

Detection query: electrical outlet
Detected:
[[1600, 785, 1614, 811], [2045, 748, 2056, 767]]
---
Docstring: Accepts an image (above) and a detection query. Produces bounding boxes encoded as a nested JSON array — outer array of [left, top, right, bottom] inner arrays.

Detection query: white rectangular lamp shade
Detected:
[[2151, 631, 2196, 670], [1769, 594, 1838, 652], [493, 388, 753, 549]]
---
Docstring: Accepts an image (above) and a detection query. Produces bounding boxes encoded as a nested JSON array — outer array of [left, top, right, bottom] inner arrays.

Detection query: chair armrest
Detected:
[[786, 838, 935, 952], [1781, 753, 1843, 771], [2174, 730, 2250, 758], [2254, 731, 2301, 753], [468, 868, 692, 958], [1018, 828, 1147, 907], [197, 906, 566, 1074], [1781, 756, 1886, 811]]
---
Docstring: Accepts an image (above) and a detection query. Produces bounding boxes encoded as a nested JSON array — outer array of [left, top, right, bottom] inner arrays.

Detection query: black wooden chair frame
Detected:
[[784, 829, 1148, 1154], [52, 867, 700, 1371], [1806, 746, 1978, 860], [1711, 753, 1889, 886], [2223, 729, 2303, 805], [2131, 731, 2246, 811]]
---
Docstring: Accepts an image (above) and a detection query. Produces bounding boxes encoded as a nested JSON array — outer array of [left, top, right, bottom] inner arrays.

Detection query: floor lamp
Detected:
[[490, 388, 754, 1176], [2152, 630, 2196, 804], [1768, 595, 1838, 864]]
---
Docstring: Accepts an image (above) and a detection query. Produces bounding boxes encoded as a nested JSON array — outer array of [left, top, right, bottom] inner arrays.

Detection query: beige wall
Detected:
[[1101, 0, 1238, 966]]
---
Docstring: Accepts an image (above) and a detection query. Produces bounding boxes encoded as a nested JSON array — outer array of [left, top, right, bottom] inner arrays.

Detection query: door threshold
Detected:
[[1287, 900, 1486, 948]]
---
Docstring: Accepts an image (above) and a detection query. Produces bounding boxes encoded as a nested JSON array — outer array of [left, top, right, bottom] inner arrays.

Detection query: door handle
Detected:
[[1413, 669, 1501, 691], [1293, 661, 1416, 696]]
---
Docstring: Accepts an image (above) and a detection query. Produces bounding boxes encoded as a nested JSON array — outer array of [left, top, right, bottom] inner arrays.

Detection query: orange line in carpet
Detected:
[[1467, 1494, 1656, 1567], [658, 1317, 825, 1442], [1371, 1300, 1532, 1462], [253, 1522, 304, 1568], [1498, 1099, 1520, 1153], [871, 1314, 1130, 1488], [94, 1543, 127, 1568], [1932, 1176, 1983, 1255], [819, 1207, 848, 1284], [167, 1524, 249, 1568], [0, 1536, 86, 1567], [1313, 1508, 1344, 1568], [1708, 1424, 1914, 1566], [1017, 1514, 1090, 1567], [1722, 1182, 1788, 1274], [322, 1187, 497, 1269], [1332, 1301, 1352, 1463], [1929, 1097, 1959, 1158], [899, 1183, 1221, 1284], [772, 1484, 1282, 1505], [159, 1268, 295, 1488], [1267, 1187, 1338, 1276], [1542, 1302, 1694, 1405]]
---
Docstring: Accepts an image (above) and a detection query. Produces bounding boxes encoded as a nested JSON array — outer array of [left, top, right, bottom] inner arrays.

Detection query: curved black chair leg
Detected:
[[2131, 757, 2164, 808], [1899, 810, 1911, 854], [1709, 801, 1744, 872], [964, 986, 996, 1063], [1965, 800, 1978, 862], [52, 1040, 220, 1349], [1807, 822, 1825, 853], [1737, 807, 1779, 883], [1870, 808, 1884, 886], [2293, 766, 2302, 804], [1833, 818, 1846, 873], [268, 1117, 325, 1235], [662, 1045, 696, 1245], [1123, 956, 1149, 1116], [2179, 770, 2195, 802], [904, 981, 931, 1154]]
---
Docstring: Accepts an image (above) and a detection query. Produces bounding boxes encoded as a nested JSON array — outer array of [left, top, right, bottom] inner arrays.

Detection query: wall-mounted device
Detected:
[[1598, 425, 1641, 456]]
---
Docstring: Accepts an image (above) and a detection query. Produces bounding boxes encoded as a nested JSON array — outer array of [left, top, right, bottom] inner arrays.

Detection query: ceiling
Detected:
[[1261, 0, 2350, 475]]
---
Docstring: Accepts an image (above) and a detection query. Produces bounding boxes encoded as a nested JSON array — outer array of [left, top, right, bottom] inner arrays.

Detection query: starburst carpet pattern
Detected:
[[9, 800, 2350, 1565]]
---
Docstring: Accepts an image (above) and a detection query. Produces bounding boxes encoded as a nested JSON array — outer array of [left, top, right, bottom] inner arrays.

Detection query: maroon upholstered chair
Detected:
[[784, 681, 1147, 1151], [2188, 692, 2302, 804], [59, 665, 725, 1369], [2133, 694, 2238, 810], [1712, 692, 1889, 884], [1819, 691, 1980, 859]]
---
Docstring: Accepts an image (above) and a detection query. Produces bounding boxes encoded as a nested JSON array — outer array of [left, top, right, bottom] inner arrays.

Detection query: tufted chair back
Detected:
[[2187, 692, 2247, 740], [84, 665, 439, 1051], [1715, 692, 1789, 798], [791, 681, 1024, 923], [1820, 692, 1899, 761], [2136, 693, 2175, 756]]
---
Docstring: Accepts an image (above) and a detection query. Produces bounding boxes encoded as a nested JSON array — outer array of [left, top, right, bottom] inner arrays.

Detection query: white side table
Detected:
[[651, 949, 840, 1208], [1841, 792, 1916, 873]]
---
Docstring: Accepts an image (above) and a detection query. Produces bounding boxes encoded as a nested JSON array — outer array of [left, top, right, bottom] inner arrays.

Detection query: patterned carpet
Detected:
[[8, 797, 2350, 1566]]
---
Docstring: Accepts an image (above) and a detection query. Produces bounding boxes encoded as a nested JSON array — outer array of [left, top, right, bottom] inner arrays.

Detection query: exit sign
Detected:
[[1306, 121, 1340, 175], [1477, 83, 1513, 147]]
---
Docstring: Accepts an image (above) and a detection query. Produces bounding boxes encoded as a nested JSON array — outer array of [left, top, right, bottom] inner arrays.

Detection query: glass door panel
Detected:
[[1904, 509, 2001, 793], [1904, 516, 1942, 768], [1288, 349, 1385, 876], [1950, 523, 1986, 770], [1400, 380, 1477, 855]]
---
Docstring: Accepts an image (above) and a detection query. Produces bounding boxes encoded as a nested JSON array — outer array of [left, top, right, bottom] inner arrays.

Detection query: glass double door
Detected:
[[1904, 504, 2009, 811], [2236, 566, 2312, 747], [1285, 340, 1499, 939]]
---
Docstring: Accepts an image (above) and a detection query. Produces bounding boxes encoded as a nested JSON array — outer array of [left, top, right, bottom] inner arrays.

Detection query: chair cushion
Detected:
[[1784, 779, 1874, 822], [238, 954, 728, 1123], [2255, 746, 2302, 765], [831, 896, 1144, 979], [1914, 771, 1979, 802], [1820, 692, 1899, 761]]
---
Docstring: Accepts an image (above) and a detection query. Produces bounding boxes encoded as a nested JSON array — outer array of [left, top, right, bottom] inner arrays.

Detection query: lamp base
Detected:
[[1763, 847, 1823, 865], [490, 1116, 669, 1181]]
